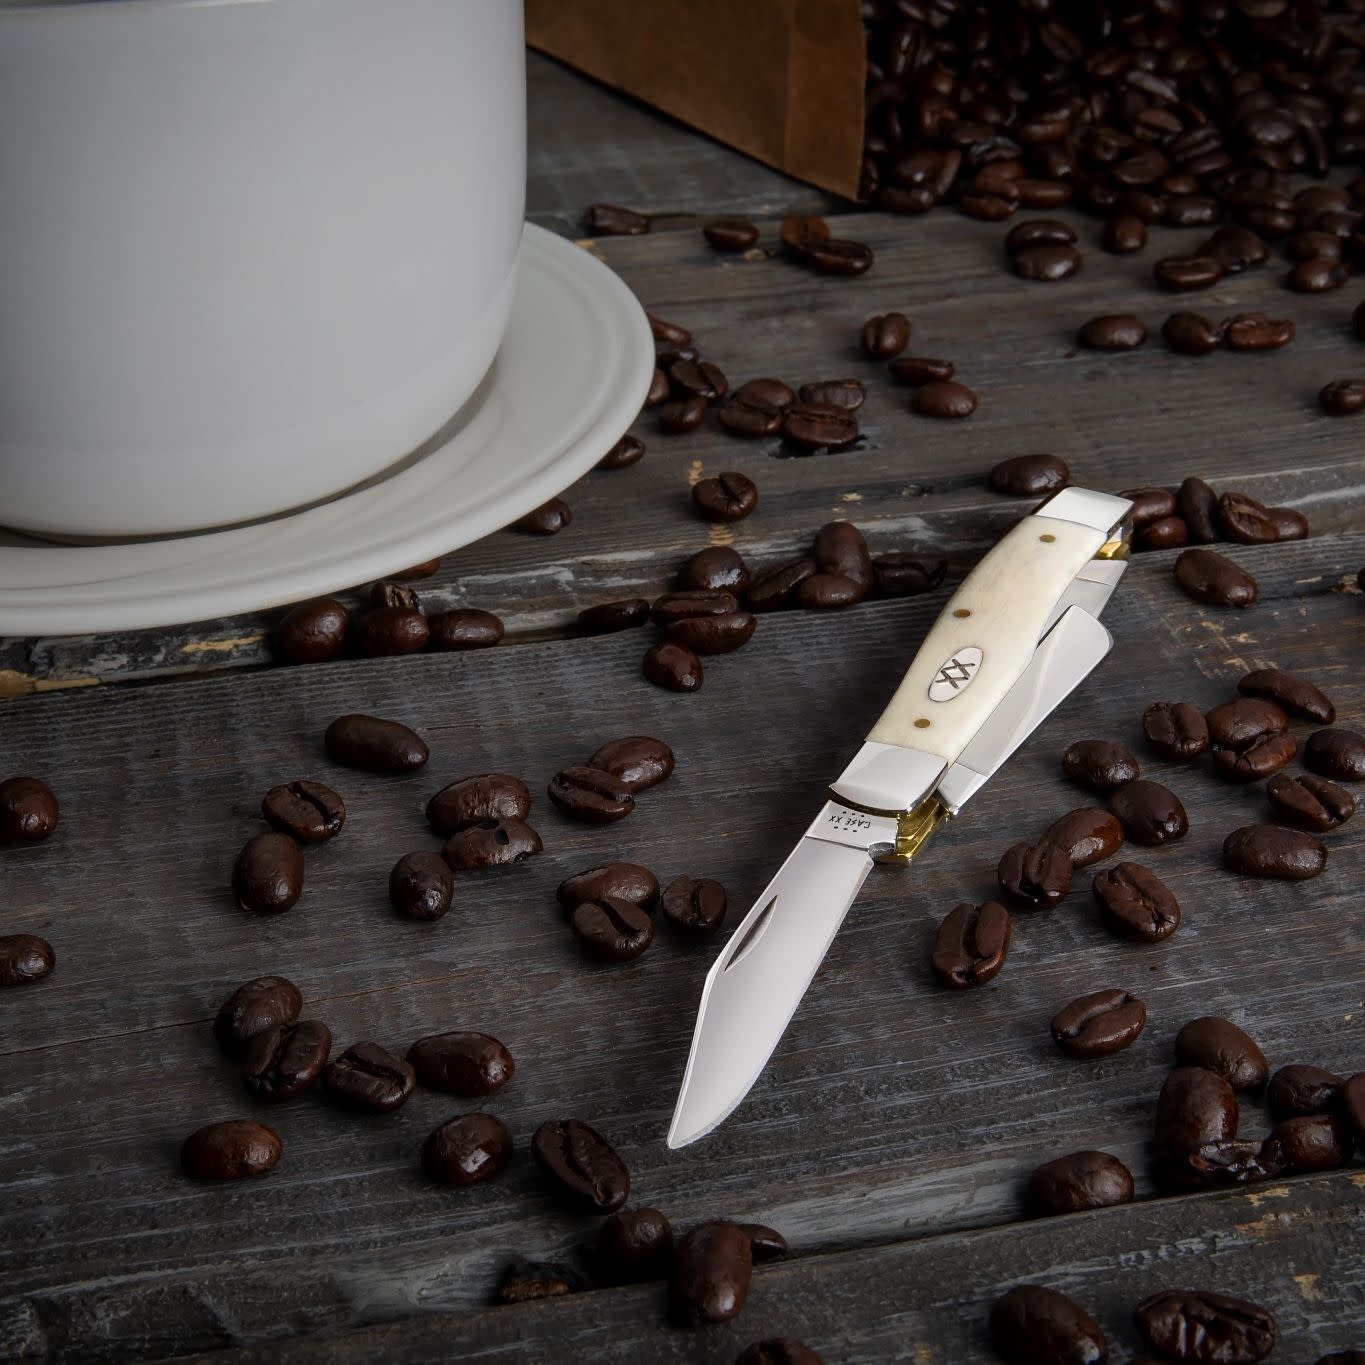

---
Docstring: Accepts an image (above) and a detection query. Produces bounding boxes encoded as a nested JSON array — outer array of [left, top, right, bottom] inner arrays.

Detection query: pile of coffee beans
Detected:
[[1120, 474, 1308, 562], [1, 774, 59, 988]]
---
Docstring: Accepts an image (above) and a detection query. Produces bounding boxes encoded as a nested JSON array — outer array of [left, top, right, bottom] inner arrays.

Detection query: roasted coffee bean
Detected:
[[932, 900, 1011, 988], [1262, 1113, 1353, 1173], [181, 1120, 282, 1180], [813, 521, 873, 593], [532, 1118, 629, 1212], [1166, 195, 1220, 228], [1202, 224, 1269, 273], [1288, 230, 1344, 262], [804, 236, 874, 277], [669, 1221, 752, 1327], [1005, 219, 1076, 253], [232, 833, 303, 914], [798, 379, 866, 413], [583, 203, 649, 236], [913, 379, 978, 418], [393, 559, 440, 580], [1267, 773, 1355, 832], [1142, 703, 1209, 761], [747, 557, 816, 612], [0, 934, 54, 988], [1110, 780, 1188, 846], [512, 497, 572, 536], [241, 1020, 331, 1102], [645, 367, 669, 407], [998, 841, 1072, 908], [990, 453, 1069, 496], [1206, 697, 1289, 751], [1238, 668, 1335, 723], [644, 640, 703, 692], [795, 573, 863, 610], [325, 714, 428, 772], [429, 608, 504, 651], [1154, 254, 1222, 290], [596, 1207, 674, 1284], [1174, 549, 1258, 608], [1135, 516, 1188, 552], [1223, 313, 1295, 351], [558, 862, 659, 914], [572, 897, 655, 962], [739, 1224, 787, 1262], [648, 314, 690, 346], [782, 401, 859, 449], [1211, 732, 1296, 783], [1135, 1289, 1276, 1363], [215, 976, 302, 1059], [323, 1042, 415, 1113], [693, 472, 758, 523], [261, 780, 345, 844], [548, 766, 636, 824], [388, 851, 453, 921], [1177, 478, 1220, 544], [874, 553, 946, 597], [1052, 988, 1146, 1059], [1029, 1151, 1134, 1215], [1043, 808, 1123, 868], [1223, 824, 1327, 880], [1175, 1017, 1267, 1092], [862, 312, 911, 359], [598, 433, 646, 471], [704, 218, 758, 252], [659, 394, 708, 433], [1063, 740, 1139, 794], [1289, 258, 1351, 292], [652, 589, 738, 626], [493, 1260, 583, 1304], [889, 355, 954, 386], [660, 876, 727, 936], [427, 773, 530, 833], [735, 1341, 824, 1365], [442, 817, 543, 869], [1216, 491, 1296, 545], [1158, 1134, 1277, 1192], [1078, 314, 1147, 350], [0, 776, 58, 843], [1093, 862, 1180, 943], [1320, 379, 1365, 415], [1012, 243, 1082, 281], [989, 1284, 1108, 1365], [670, 359, 729, 402], [422, 1113, 511, 1185], [354, 606, 429, 657], [1155, 1067, 1239, 1158], [734, 377, 795, 409], [1344, 1074, 1365, 1145], [276, 597, 350, 665], [585, 737, 674, 793], [1306, 728, 1365, 781], [369, 581, 421, 610], [719, 394, 783, 437], [408, 1032, 514, 1096], [960, 176, 1019, 221], [678, 546, 750, 596], [1103, 213, 1148, 253], [1268, 1064, 1345, 1120]]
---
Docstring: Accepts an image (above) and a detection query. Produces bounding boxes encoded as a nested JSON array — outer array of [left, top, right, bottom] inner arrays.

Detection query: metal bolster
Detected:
[[1033, 488, 1134, 561], [826, 743, 952, 867]]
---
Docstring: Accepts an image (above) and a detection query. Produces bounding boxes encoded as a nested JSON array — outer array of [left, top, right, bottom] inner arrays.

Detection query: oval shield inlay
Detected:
[[927, 645, 983, 701]]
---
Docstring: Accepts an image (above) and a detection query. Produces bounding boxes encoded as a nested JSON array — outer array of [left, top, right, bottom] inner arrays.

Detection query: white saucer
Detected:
[[0, 224, 652, 636]]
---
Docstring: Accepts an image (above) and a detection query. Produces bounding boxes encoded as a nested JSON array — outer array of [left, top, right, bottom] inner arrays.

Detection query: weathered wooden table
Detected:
[[3, 52, 1364, 1364]]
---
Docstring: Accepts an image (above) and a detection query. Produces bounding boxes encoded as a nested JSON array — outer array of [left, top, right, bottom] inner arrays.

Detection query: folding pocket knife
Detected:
[[667, 487, 1134, 1148]]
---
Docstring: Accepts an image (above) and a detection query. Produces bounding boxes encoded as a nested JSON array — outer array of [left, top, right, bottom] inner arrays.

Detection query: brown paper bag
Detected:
[[526, 0, 866, 200]]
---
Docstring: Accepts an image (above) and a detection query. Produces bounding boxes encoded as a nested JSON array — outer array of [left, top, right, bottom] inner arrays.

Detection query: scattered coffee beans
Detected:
[[874, 554, 946, 597], [678, 546, 750, 596], [0, 776, 58, 843], [586, 736, 674, 791], [597, 434, 646, 470], [325, 714, 428, 772], [442, 818, 543, 870], [889, 356, 954, 386], [912, 379, 978, 418], [798, 379, 866, 411], [241, 1020, 332, 1102], [989, 1284, 1107, 1365], [214, 976, 303, 1059], [572, 897, 655, 962], [583, 203, 649, 236], [232, 833, 304, 914], [1142, 703, 1209, 761], [548, 766, 636, 824], [493, 1260, 582, 1303], [998, 841, 1072, 908], [422, 1113, 512, 1185], [704, 218, 758, 252], [531, 1118, 630, 1212], [275, 598, 350, 665], [1110, 780, 1188, 846], [931, 900, 1011, 988], [1174, 1017, 1268, 1092], [429, 609, 505, 651], [660, 876, 727, 936], [1163, 312, 1223, 355], [1154, 254, 1222, 290], [1013, 243, 1082, 281], [389, 851, 453, 921], [1223, 824, 1327, 880], [1093, 862, 1180, 943], [1305, 727, 1365, 780], [782, 401, 859, 450], [427, 773, 531, 834], [990, 454, 1069, 496], [323, 1042, 415, 1113], [1103, 214, 1147, 253], [1266, 773, 1355, 832], [1029, 1151, 1134, 1216], [1051, 988, 1147, 1059], [1063, 740, 1139, 794], [1155, 1067, 1239, 1160], [1223, 313, 1295, 352], [862, 312, 911, 359], [1262, 1113, 1353, 1173], [0, 934, 54, 988], [261, 780, 345, 844], [181, 1120, 282, 1180], [354, 606, 428, 657], [558, 863, 660, 914], [408, 1032, 514, 1096], [1267, 1065, 1344, 1121], [659, 395, 708, 433], [669, 1221, 753, 1327], [1042, 808, 1123, 868], [511, 498, 572, 536], [1238, 668, 1335, 723], [597, 1207, 675, 1284], [1078, 315, 1146, 350], [1174, 549, 1258, 608], [644, 640, 703, 692], [1135, 1290, 1276, 1364]]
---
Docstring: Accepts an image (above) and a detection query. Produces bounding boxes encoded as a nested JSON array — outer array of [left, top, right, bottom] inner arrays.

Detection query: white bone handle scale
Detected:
[[829, 487, 1132, 817]]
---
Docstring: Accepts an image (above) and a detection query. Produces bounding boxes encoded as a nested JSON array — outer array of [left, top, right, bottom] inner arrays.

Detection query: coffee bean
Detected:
[[442, 817, 542, 869], [214, 976, 302, 1059], [669, 1221, 752, 1327], [1287, 229, 1344, 262], [1306, 728, 1365, 780], [1262, 1113, 1353, 1174], [1078, 314, 1147, 350], [429, 609, 504, 651], [325, 714, 428, 772], [671, 359, 729, 402], [931, 900, 1011, 988], [581, 737, 672, 793], [1174, 1017, 1268, 1092], [1223, 824, 1327, 880], [734, 378, 795, 409], [704, 218, 758, 252], [652, 590, 739, 627], [1051, 987, 1146, 1059], [493, 1260, 583, 1304], [241, 1020, 331, 1102], [1135, 516, 1188, 552], [1110, 780, 1188, 846], [0, 934, 54, 988], [889, 356, 955, 385], [1135, 1290, 1276, 1363], [913, 379, 977, 418], [796, 573, 863, 610], [693, 472, 758, 523], [1103, 214, 1148, 255], [261, 780, 345, 844], [989, 1284, 1108, 1365], [960, 176, 1020, 221], [1155, 1067, 1239, 1158], [782, 401, 859, 450], [1344, 1074, 1365, 1145], [657, 345, 698, 369], [719, 394, 783, 437], [232, 833, 303, 914], [644, 640, 703, 692], [1063, 740, 1139, 794], [1289, 257, 1351, 292], [874, 553, 946, 597], [1320, 378, 1365, 416], [1174, 548, 1258, 608], [804, 237, 875, 277], [369, 581, 420, 610], [678, 546, 750, 596], [1043, 808, 1124, 868], [275, 598, 350, 665], [1013, 243, 1082, 280], [778, 214, 830, 259], [739, 1223, 787, 1262], [1166, 195, 1220, 227], [735, 1341, 824, 1365], [1211, 732, 1296, 784], [598, 433, 646, 470], [1029, 1151, 1134, 1215], [583, 203, 649, 235], [1093, 862, 1180, 942], [1121, 487, 1177, 530], [747, 558, 817, 612], [862, 312, 911, 359], [511, 498, 572, 536], [1238, 668, 1335, 723], [548, 766, 635, 824], [990, 454, 1069, 496], [1216, 490, 1300, 544], [354, 606, 428, 657], [422, 1113, 512, 1185], [998, 841, 1072, 908], [408, 1032, 514, 1096], [181, 1120, 282, 1180], [660, 876, 727, 936], [1143, 702, 1210, 761], [1154, 254, 1223, 289], [531, 1118, 629, 1212], [659, 395, 708, 433], [558, 863, 659, 914], [1202, 224, 1269, 273], [648, 314, 691, 346], [0, 776, 58, 844], [1266, 773, 1355, 832], [1223, 313, 1294, 351], [1268, 1065, 1345, 1120], [1005, 219, 1076, 253], [427, 773, 531, 833], [596, 1207, 674, 1284], [572, 897, 655, 962], [645, 368, 669, 407], [813, 521, 873, 594], [1206, 696, 1289, 748], [323, 1042, 415, 1113], [388, 851, 453, 921], [1177, 478, 1220, 542]]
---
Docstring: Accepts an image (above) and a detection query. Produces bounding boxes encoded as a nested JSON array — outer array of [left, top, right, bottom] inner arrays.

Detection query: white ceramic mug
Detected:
[[0, 0, 526, 539]]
